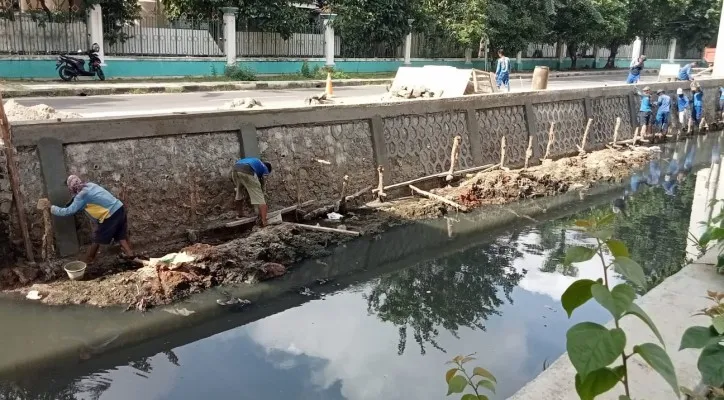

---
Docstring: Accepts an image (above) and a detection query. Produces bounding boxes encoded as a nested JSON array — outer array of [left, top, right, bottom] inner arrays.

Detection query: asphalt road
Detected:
[[12, 74, 661, 118]]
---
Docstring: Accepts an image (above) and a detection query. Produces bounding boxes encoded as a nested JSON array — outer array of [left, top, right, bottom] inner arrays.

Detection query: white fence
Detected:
[[0, 14, 88, 54], [236, 31, 340, 57], [107, 25, 224, 56]]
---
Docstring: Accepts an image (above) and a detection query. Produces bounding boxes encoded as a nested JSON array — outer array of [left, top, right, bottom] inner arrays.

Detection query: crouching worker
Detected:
[[44, 175, 134, 264], [231, 157, 272, 226]]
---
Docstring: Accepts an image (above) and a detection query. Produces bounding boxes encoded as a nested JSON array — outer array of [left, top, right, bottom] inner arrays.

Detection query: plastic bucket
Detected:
[[63, 261, 87, 280]]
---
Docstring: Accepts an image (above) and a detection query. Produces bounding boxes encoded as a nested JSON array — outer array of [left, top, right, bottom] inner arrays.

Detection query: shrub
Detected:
[[224, 64, 257, 81], [300, 60, 313, 78]]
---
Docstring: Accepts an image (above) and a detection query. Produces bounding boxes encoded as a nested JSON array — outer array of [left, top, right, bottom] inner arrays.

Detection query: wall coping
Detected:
[[11, 79, 724, 148]]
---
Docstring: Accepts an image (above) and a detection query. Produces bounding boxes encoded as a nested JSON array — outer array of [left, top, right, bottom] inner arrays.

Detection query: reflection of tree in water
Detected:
[[522, 218, 579, 278], [365, 235, 525, 355], [0, 351, 181, 400]]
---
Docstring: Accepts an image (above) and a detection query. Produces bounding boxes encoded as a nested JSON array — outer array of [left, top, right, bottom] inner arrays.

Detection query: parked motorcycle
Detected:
[[56, 42, 105, 82]]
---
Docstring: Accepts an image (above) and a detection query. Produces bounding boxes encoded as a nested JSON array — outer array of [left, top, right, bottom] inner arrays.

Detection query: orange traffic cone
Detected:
[[325, 72, 334, 97]]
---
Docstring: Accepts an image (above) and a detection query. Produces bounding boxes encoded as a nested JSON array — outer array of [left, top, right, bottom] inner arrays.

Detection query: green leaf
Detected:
[[612, 365, 626, 379], [574, 368, 621, 400], [598, 213, 615, 226], [633, 343, 680, 396], [714, 315, 724, 335], [590, 228, 614, 241], [606, 239, 629, 257], [446, 368, 458, 383], [591, 283, 635, 319], [567, 323, 626, 379], [565, 246, 597, 265], [700, 228, 713, 248], [477, 396, 489, 400], [477, 379, 495, 393], [447, 375, 467, 395], [680, 326, 720, 350], [613, 257, 647, 289], [461, 395, 477, 400], [472, 367, 496, 383], [698, 343, 724, 387], [624, 302, 665, 346], [575, 219, 592, 227], [561, 279, 596, 318]]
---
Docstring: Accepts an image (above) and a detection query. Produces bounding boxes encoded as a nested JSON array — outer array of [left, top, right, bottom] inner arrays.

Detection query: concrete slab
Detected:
[[508, 260, 723, 400]]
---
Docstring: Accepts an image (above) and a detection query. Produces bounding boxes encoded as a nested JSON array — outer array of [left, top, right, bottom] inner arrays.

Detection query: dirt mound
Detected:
[[4, 99, 83, 122]]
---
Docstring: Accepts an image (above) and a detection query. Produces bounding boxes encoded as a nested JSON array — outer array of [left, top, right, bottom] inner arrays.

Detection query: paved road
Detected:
[[12, 74, 661, 119]]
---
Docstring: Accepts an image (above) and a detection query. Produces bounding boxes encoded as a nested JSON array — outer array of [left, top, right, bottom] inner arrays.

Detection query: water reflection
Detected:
[[2, 136, 720, 400]]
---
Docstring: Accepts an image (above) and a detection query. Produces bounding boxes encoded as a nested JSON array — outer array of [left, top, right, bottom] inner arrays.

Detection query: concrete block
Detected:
[[239, 124, 260, 158], [37, 137, 79, 257]]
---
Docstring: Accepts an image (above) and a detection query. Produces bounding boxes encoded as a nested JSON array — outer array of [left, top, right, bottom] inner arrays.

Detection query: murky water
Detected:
[[0, 135, 721, 400]]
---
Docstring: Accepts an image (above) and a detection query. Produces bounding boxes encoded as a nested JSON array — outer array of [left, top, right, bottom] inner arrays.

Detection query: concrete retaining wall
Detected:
[[8, 79, 724, 257], [0, 146, 13, 266]]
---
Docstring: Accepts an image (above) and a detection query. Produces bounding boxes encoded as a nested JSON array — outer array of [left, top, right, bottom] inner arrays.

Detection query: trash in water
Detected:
[[216, 298, 251, 307], [162, 307, 196, 316], [327, 212, 344, 221], [299, 287, 315, 296], [26, 290, 42, 300]]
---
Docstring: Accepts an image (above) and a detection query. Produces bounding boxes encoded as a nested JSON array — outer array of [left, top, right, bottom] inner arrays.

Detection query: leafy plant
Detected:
[[560, 212, 679, 399], [680, 291, 724, 398], [224, 64, 257, 81], [300, 60, 313, 78], [698, 200, 724, 273], [445, 354, 497, 400], [317, 66, 349, 79]]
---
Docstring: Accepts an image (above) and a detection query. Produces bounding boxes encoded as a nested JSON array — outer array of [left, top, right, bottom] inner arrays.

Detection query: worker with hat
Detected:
[[691, 84, 706, 131], [655, 89, 671, 139], [635, 86, 653, 139]]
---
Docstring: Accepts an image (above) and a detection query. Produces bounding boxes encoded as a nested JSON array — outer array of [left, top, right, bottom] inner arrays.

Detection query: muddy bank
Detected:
[[6, 147, 654, 309]]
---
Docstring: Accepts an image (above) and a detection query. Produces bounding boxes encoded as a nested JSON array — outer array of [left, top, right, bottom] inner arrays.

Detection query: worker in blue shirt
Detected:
[[231, 157, 273, 226], [676, 87, 690, 132], [635, 86, 653, 139], [677, 62, 697, 81], [692, 85, 706, 131], [495, 49, 511, 92], [627, 55, 646, 84], [655, 89, 671, 138]]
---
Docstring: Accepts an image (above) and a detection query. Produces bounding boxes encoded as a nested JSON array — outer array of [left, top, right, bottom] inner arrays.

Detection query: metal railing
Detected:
[[105, 14, 224, 57], [236, 23, 327, 57], [0, 11, 89, 55]]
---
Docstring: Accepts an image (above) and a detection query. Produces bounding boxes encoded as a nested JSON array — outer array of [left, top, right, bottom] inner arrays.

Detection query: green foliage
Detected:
[[300, 61, 313, 78], [681, 291, 724, 394], [317, 66, 349, 79], [445, 355, 496, 400], [224, 64, 257, 81], [563, 212, 679, 398]]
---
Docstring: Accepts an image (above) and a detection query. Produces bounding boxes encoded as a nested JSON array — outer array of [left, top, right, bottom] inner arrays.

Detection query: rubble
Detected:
[[221, 97, 263, 109], [385, 85, 439, 99], [4, 99, 83, 122]]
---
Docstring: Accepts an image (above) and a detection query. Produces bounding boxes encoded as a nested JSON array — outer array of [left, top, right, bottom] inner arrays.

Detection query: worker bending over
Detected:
[[655, 89, 671, 138], [692, 85, 706, 131], [677, 62, 697, 81], [231, 157, 272, 226], [40, 175, 134, 264]]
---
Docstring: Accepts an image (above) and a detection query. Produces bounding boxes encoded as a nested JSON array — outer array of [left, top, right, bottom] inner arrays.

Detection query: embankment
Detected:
[[4, 79, 721, 261]]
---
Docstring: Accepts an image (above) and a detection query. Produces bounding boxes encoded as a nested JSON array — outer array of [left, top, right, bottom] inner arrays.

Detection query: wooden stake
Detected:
[[409, 185, 469, 212], [36, 199, 53, 261], [524, 136, 533, 169], [346, 185, 372, 202], [688, 115, 693, 134], [373, 163, 495, 194], [612, 117, 621, 146], [446, 135, 462, 182], [632, 127, 639, 143], [499, 136, 507, 169], [376, 165, 386, 201], [542, 122, 555, 160], [578, 118, 593, 154], [338, 175, 349, 214], [289, 223, 360, 236], [0, 92, 34, 263]]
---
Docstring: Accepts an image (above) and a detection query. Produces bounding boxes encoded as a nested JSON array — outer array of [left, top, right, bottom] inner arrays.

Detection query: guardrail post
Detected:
[[221, 7, 238, 66]]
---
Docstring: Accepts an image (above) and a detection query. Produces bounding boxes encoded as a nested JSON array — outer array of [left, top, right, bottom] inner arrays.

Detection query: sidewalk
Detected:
[[0, 69, 656, 98]]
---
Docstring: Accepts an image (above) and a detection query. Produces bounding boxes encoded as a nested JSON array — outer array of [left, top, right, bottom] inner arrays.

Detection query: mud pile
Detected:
[[14, 146, 654, 309], [4, 99, 83, 122]]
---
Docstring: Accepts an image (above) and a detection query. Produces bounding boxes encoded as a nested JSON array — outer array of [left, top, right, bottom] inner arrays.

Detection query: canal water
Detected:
[[0, 135, 721, 400]]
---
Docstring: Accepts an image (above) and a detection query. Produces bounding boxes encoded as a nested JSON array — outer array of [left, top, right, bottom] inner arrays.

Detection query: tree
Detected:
[[89, 0, 141, 46], [547, 0, 604, 69], [420, 0, 487, 55], [485, 0, 550, 61], [668, 0, 722, 50]]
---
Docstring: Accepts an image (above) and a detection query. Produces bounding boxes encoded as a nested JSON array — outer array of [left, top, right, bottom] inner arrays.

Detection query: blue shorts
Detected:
[[656, 112, 670, 125], [496, 72, 510, 88], [626, 73, 640, 84], [93, 206, 128, 245], [693, 106, 703, 122]]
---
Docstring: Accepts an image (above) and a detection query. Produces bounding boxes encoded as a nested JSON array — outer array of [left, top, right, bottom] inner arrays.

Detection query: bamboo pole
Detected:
[[612, 117, 621, 146], [409, 185, 469, 212], [376, 165, 386, 200], [337, 175, 349, 213], [0, 92, 34, 263], [578, 118, 593, 154], [542, 122, 555, 160], [373, 163, 495, 194], [446, 135, 462, 182], [524, 136, 533, 169], [289, 223, 360, 236], [499, 136, 507, 169], [226, 201, 315, 228], [36, 199, 53, 261], [346, 185, 372, 202]]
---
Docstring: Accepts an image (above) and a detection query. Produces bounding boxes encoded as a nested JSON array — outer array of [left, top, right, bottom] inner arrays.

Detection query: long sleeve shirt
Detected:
[[678, 64, 693, 81], [656, 94, 671, 113], [677, 95, 690, 111], [693, 90, 704, 107], [630, 60, 644, 76], [51, 183, 123, 223], [496, 57, 510, 75]]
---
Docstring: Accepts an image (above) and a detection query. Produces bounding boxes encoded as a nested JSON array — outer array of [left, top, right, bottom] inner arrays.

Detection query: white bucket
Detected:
[[63, 261, 87, 280]]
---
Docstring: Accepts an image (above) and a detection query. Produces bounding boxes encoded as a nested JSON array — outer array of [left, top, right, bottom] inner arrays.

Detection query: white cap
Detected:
[[677, 88, 683, 95]]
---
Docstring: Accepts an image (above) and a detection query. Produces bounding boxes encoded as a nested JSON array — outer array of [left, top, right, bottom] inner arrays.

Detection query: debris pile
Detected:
[[304, 92, 334, 105], [220, 97, 263, 109], [4, 99, 83, 122], [386, 85, 439, 99]]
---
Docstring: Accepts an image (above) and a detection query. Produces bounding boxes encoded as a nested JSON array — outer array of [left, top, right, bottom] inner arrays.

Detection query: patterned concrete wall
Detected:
[[383, 112, 474, 182], [16, 149, 44, 254], [476, 106, 529, 166], [533, 100, 587, 158], [258, 121, 375, 207], [63, 133, 240, 244], [589, 96, 634, 147], [0, 147, 12, 267]]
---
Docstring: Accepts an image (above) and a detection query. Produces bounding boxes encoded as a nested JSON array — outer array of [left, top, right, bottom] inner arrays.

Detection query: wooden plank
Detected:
[[409, 185, 469, 212], [288, 223, 361, 236]]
